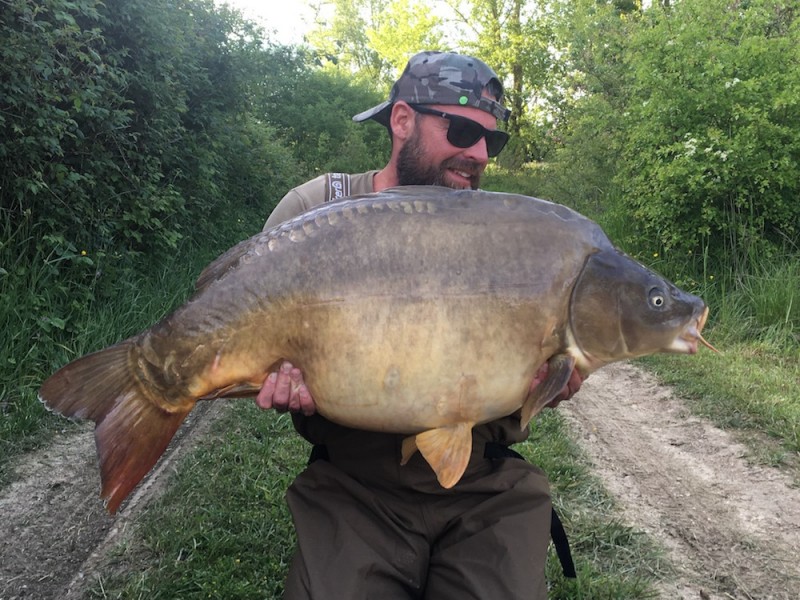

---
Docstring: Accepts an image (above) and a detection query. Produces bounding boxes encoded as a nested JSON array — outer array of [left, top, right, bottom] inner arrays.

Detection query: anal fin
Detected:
[[412, 422, 474, 488]]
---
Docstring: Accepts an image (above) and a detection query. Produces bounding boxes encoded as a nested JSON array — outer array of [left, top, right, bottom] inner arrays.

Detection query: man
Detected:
[[256, 51, 582, 599]]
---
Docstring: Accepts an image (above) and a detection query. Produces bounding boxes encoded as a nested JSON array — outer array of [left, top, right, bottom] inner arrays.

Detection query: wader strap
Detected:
[[484, 442, 577, 579], [324, 173, 351, 202], [308, 444, 330, 465]]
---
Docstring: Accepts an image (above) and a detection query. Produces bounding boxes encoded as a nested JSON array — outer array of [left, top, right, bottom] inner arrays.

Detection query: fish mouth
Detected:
[[672, 306, 719, 354]]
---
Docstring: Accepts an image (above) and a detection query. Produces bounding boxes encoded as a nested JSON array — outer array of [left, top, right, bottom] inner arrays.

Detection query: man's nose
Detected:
[[461, 136, 489, 164]]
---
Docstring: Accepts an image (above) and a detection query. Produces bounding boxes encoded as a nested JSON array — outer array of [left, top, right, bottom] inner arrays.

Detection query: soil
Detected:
[[1, 362, 798, 599]]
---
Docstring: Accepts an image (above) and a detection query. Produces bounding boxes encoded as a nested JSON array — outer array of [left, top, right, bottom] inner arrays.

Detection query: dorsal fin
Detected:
[[194, 236, 261, 292]]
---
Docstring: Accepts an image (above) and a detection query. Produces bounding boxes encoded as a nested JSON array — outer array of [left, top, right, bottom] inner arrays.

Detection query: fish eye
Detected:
[[649, 287, 666, 309]]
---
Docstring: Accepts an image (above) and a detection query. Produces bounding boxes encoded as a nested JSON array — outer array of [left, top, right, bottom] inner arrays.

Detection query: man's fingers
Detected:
[[255, 372, 278, 409], [287, 367, 304, 412], [287, 367, 317, 416], [566, 368, 583, 397], [297, 385, 315, 416], [532, 361, 585, 409], [552, 369, 584, 404], [273, 362, 295, 408]]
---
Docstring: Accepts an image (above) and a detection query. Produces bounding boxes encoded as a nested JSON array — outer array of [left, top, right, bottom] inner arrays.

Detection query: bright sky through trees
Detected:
[[218, 0, 316, 44]]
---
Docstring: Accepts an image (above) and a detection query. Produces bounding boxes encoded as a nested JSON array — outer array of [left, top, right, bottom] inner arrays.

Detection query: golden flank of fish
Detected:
[[39, 186, 716, 513]]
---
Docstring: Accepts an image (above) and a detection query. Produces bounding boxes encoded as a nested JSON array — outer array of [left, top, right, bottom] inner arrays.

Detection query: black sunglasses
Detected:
[[409, 104, 510, 158]]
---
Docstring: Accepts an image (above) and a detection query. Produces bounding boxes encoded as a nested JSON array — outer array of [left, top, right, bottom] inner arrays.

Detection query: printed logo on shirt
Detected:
[[326, 173, 351, 202]]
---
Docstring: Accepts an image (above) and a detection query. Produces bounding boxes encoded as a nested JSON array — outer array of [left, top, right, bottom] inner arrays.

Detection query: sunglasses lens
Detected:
[[485, 131, 510, 157], [445, 115, 509, 157], [446, 117, 483, 149]]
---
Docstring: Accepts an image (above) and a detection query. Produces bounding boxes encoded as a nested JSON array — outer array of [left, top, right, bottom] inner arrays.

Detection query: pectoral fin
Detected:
[[411, 422, 474, 488], [520, 353, 576, 429], [200, 381, 263, 400]]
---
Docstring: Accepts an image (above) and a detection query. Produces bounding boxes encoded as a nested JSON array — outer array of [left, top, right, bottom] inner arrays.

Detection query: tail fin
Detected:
[[39, 342, 193, 513]]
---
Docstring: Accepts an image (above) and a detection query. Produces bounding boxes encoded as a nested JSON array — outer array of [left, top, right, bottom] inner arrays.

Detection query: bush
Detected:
[[617, 0, 800, 258]]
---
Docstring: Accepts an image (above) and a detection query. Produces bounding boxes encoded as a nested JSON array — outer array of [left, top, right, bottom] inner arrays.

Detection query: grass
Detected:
[[0, 248, 199, 482], [0, 212, 257, 485], [86, 405, 666, 599], [88, 407, 302, 600]]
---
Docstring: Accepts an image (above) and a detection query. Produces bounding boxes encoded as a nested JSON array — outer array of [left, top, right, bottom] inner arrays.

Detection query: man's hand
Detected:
[[255, 361, 316, 416], [532, 362, 584, 408]]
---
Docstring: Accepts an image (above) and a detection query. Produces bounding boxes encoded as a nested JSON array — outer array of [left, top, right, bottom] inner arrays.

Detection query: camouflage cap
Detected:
[[353, 51, 511, 126]]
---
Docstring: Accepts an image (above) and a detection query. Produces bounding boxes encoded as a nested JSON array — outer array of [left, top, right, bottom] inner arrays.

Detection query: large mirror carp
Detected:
[[39, 186, 715, 513]]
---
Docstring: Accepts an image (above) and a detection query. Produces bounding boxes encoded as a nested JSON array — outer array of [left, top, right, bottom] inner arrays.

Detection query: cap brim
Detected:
[[352, 101, 392, 126]]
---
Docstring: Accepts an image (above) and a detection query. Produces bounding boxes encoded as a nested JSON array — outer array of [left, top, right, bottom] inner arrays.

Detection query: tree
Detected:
[[444, 0, 558, 141], [307, 0, 446, 87], [306, 0, 388, 80], [540, 0, 638, 201], [366, 0, 445, 78]]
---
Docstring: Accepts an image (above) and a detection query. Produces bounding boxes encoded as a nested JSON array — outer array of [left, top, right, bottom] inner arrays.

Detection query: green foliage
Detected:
[[0, 0, 302, 259], [0, 0, 385, 469], [467, 0, 557, 132], [1, 0, 136, 253], [543, 0, 637, 207], [366, 0, 445, 76], [618, 0, 800, 256], [93, 0, 303, 245], [256, 52, 390, 174], [550, 0, 799, 261], [306, 0, 389, 79]]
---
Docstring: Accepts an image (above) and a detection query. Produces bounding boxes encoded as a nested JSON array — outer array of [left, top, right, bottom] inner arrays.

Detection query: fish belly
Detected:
[[279, 294, 556, 433]]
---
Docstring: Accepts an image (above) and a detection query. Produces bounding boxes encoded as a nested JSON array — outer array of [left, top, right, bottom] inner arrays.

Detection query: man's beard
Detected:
[[396, 130, 482, 190]]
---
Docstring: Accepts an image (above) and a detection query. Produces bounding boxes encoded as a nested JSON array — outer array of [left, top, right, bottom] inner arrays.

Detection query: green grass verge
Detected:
[[89, 407, 302, 600], [87, 404, 666, 599], [0, 254, 202, 485], [0, 211, 260, 486]]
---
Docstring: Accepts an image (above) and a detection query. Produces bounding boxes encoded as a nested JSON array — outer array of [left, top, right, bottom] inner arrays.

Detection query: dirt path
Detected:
[[0, 401, 224, 600], [564, 362, 800, 599], [1, 362, 798, 599]]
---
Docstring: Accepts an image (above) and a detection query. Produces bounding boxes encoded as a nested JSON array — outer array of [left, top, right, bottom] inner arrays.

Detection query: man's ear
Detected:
[[389, 101, 415, 142]]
